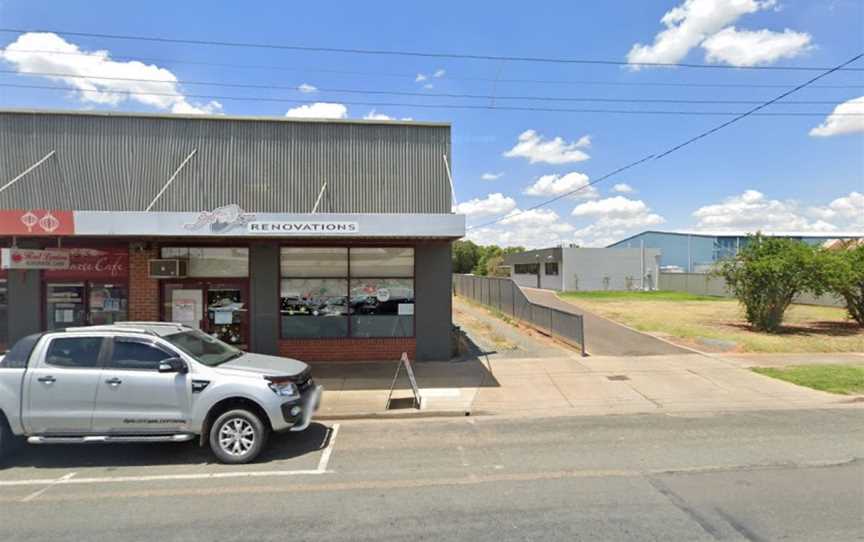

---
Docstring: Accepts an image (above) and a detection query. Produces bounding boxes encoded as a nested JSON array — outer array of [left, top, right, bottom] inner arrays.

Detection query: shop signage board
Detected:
[[44, 248, 129, 280], [386, 352, 421, 410], [1, 248, 71, 270], [247, 221, 359, 234], [0, 210, 75, 236]]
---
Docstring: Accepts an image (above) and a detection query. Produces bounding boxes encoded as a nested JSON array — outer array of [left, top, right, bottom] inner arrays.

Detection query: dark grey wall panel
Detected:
[[8, 269, 41, 344], [249, 242, 280, 355], [415, 241, 452, 361], [0, 111, 451, 214]]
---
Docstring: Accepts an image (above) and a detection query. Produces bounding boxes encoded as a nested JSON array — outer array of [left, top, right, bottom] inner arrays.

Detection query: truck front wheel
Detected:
[[208, 409, 269, 464]]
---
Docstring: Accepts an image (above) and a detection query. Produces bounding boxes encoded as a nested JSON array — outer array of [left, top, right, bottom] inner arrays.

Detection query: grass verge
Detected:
[[557, 290, 863, 353], [752, 365, 864, 395]]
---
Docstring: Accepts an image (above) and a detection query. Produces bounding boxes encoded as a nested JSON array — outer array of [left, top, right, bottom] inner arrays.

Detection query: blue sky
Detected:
[[0, 0, 861, 247]]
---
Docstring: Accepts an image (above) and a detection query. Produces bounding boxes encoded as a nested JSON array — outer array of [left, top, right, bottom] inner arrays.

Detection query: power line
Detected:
[[1, 28, 862, 72], [4, 48, 863, 90], [1, 82, 858, 117], [467, 52, 864, 231], [0, 69, 852, 106]]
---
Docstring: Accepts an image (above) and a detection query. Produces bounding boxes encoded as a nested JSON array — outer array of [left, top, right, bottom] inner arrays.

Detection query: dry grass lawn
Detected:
[[558, 291, 864, 353]]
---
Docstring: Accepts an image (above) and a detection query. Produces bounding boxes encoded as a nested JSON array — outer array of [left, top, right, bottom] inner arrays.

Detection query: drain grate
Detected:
[[607, 375, 630, 381]]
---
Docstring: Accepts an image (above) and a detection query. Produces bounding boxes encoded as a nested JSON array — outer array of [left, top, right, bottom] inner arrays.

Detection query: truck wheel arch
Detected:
[[200, 397, 272, 447]]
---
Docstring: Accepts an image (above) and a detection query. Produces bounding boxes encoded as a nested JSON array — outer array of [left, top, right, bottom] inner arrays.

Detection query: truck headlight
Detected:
[[268, 381, 300, 400]]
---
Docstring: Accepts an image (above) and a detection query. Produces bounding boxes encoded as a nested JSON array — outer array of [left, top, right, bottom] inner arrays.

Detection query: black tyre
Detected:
[[0, 415, 16, 466], [208, 409, 268, 464]]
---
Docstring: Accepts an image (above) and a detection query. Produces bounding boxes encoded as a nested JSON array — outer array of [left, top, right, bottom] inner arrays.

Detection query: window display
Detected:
[[88, 283, 128, 325], [279, 247, 415, 339], [281, 278, 348, 338], [350, 278, 414, 338]]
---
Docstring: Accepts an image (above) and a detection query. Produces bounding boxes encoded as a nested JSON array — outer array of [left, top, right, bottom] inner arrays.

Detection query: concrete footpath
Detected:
[[312, 298, 862, 420]]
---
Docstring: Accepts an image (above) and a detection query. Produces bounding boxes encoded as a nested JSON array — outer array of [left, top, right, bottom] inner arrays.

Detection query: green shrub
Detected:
[[821, 244, 864, 327], [715, 234, 823, 332]]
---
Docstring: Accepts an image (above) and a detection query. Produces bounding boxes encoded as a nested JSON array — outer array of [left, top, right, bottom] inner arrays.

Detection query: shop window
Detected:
[[89, 283, 128, 325], [281, 278, 348, 338], [161, 247, 249, 277], [0, 279, 7, 349], [350, 278, 414, 338], [350, 248, 414, 278], [279, 247, 414, 339], [280, 248, 347, 277], [544, 262, 559, 276]]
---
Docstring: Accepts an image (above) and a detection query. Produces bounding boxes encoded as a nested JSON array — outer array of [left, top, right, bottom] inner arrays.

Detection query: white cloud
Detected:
[[433, 68, 446, 78], [691, 189, 839, 232], [627, 0, 773, 66], [809, 96, 864, 137], [612, 183, 634, 193], [453, 193, 517, 217], [523, 172, 597, 199], [503, 129, 591, 164], [297, 83, 318, 93], [285, 102, 348, 119], [467, 209, 575, 249], [481, 172, 503, 181], [415, 73, 427, 82], [569, 196, 665, 246], [0, 32, 222, 114], [423, 83, 434, 90], [702, 26, 811, 66], [809, 192, 864, 227], [363, 109, 412, 121]]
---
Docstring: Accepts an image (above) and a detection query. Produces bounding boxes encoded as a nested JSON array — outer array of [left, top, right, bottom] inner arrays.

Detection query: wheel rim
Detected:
[[218, 418, 256, 456]]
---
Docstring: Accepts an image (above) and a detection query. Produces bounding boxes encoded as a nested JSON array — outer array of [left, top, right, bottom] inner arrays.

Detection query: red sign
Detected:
[[44, 247, 128, 280], [0, 210, 75, 236]]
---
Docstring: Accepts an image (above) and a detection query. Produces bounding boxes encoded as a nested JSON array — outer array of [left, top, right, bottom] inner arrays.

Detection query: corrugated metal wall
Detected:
[[0, 111, 452, 213]]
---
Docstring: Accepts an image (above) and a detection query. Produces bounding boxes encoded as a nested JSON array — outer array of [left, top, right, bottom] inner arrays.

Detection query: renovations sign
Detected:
[[248, 221, 359, 234]]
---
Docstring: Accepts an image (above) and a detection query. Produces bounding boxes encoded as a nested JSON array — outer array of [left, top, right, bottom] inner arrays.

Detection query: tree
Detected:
[[452, 240, 481, 274], [820, 243, 864, 327], [715, 234, 823, 333]]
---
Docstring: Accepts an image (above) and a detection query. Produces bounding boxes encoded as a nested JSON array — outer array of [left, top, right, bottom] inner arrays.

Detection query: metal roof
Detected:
[[608, 229, 864, 246], [0, 109, 452, 214]]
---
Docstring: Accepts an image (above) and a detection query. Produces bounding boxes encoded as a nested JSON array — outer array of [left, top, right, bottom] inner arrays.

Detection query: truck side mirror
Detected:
[[158, 357, 188, 374]]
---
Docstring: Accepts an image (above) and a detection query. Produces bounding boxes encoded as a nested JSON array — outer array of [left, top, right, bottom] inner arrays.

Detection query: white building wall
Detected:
[[561, 248, 661, 291]]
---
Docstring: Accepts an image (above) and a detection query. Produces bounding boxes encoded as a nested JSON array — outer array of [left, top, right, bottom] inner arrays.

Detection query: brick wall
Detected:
[[128, 245, 160, 321], [279, 338, 416, 362]]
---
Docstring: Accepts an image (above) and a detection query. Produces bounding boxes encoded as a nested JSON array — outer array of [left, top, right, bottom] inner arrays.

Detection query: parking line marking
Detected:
[[19, 472, 77, 502], [1, 469, 326, 488], [317, 423, 340, 473]]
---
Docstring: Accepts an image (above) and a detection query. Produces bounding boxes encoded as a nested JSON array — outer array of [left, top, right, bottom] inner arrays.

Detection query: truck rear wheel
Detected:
[[209, 409, 268, 464]]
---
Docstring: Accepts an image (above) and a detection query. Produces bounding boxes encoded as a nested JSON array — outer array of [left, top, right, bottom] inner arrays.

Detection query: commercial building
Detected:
[[608, 230, 864, 273], [503, 246, 660, 292], [0, 109, 464, 361]]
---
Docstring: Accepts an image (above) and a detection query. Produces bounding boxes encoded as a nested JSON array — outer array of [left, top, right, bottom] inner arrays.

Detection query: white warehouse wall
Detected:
[[561, 248, 661, 292]]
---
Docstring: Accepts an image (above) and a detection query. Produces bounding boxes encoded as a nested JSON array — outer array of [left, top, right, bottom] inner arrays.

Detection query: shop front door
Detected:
[[163, 281, 249, 350]]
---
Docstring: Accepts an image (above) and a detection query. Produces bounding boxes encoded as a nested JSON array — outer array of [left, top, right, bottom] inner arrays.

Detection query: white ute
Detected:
[[0, 323, 322, 464]]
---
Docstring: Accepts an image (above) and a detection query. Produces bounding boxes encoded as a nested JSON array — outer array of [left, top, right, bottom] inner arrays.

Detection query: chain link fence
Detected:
[[453, 274, 586, 356]]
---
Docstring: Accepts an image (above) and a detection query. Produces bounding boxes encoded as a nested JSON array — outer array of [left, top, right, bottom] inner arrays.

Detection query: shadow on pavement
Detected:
[[1, 423, 331, 470]]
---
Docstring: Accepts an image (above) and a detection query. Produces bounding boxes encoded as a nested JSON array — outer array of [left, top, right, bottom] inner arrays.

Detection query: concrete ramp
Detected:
[[521, 287, 690, 356]]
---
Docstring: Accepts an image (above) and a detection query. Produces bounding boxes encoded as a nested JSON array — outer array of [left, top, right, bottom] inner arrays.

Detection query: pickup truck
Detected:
[[0, 322, 322, 464]]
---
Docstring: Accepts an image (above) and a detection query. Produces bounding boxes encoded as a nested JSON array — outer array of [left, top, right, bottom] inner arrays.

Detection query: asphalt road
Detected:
[[521, 287, 690, 356], [1, 409, 862, 541]]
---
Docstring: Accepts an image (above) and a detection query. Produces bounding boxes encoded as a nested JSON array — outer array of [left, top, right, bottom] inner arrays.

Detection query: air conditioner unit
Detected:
[[149, 259, 188, 278]]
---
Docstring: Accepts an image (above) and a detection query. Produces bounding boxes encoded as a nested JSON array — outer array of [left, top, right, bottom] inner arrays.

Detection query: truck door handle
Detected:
[[37, 376, 56, 384], [105, 377, 123, 386]]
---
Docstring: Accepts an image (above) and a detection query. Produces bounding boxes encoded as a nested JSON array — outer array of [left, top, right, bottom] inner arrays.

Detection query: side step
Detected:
[[27, 434, 196, 444]]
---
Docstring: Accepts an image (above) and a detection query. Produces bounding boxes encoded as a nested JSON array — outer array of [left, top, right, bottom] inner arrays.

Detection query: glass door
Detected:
[[163, 280, 249, 349], [88, 283, 129, 325], [206, 282, 248, 349], [46, 283, 87, 329]]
